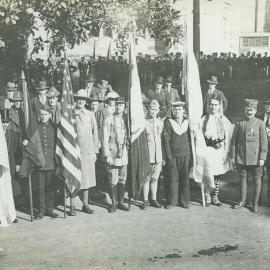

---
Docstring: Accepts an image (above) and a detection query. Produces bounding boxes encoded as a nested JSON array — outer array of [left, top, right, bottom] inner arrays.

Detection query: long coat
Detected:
[[76, 108, 99, 189], [231, 117, 268, 165]]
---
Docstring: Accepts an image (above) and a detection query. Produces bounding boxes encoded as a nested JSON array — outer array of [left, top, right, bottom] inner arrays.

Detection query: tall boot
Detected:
[[212, 177, 222, 206], [253, 177, 262, 213], [109, 185, 117, 213], [117, 183, 129, 211], [234, 176, 247, 209]]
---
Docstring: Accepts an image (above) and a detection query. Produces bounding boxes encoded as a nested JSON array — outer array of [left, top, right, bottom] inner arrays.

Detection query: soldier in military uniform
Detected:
[[256, 98, 270, 205], [141, 99, 163, 210], [163, 101, 191, 209], [0, 82, 18, 110], [232, 99, 268, 213], [34, 106, 59, 219], [102, 97, 129, 213]]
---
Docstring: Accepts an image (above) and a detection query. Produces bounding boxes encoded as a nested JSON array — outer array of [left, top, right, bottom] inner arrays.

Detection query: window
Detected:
[[241, 37, 269, 47]]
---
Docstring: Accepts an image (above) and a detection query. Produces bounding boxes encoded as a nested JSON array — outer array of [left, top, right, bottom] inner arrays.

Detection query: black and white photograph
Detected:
[[1, 0, 270, 269]]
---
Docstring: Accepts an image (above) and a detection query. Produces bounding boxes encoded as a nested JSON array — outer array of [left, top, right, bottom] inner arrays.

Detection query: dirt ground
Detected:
[[1, 170, 270, 270]]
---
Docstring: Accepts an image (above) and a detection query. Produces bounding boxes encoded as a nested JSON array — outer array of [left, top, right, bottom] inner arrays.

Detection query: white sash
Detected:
[[169, 119, 188, 136]]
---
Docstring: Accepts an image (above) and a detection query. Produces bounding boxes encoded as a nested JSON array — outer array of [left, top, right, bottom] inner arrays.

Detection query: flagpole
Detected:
[[21, 70, 34, 221]]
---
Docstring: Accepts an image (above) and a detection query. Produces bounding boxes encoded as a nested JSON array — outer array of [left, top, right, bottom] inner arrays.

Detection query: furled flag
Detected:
[[19, 70, 45, 178], [56, 53, 81, 193], [127, 35, 152, 199], [107, 40, 112, 60], [182, 16, 205, 184]]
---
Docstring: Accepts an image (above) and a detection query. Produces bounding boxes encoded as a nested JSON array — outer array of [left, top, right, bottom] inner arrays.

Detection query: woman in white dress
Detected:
[[0, 114, 17, 226]]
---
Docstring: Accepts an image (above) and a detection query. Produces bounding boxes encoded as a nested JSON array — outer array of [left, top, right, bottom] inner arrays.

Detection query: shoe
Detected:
[[233, 201, 246, 209], [252, 204, 260, 213], [212, 199, 222, 206], [141, 200, 148, 210], [108, 185, 117, 213], [68, 206, 76, 216], [82, 205, 95, 214], [150, 200, 161, 208], [117, 184, 129, 211], [180, 203, 189, 209], [46, 210, 59, 218], [206, 202, 211, 207], [34, 212, 44, 220], [165, 204, 175, 209], [13, 218, 18, 223]]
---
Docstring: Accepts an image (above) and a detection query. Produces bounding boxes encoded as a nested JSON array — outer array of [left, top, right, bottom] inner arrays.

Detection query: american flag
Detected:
[[56, 53, 81, 193]]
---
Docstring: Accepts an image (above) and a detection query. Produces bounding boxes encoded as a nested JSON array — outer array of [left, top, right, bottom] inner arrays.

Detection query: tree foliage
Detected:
[[0, 0, 182, 77]]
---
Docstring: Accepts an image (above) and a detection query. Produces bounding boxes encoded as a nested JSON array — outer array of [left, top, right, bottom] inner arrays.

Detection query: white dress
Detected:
[[0, 118, 16, 227]]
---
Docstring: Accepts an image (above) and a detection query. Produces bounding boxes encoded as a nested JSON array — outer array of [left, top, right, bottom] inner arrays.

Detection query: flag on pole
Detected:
[[127, 35, 152, 199], [56, 53, 81, 193], [107, 40, 112, 60], [19, 70, 45, 177], [182, 17, 205, 185]]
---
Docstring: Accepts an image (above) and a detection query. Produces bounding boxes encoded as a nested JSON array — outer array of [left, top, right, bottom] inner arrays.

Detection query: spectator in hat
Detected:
[[147, 76, 171, 118], [5, 91, 25, 190], [46, 86, 61, 127], [256, 98, 270, 205], [0, 82, 18, 110], [231, 99, 268, 213], [32, 81, 49, 121], [73, 89, 99, 215], [163, 101, 191, 209], [164, 76, 180, 103], [203, 75, 228, 114]]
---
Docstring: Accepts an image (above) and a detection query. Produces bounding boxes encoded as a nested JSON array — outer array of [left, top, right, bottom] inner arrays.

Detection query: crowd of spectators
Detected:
[[16, 50, 270, 97]]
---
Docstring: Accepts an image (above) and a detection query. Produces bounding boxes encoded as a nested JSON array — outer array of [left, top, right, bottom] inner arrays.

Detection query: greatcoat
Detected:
[[76, 108, 99, 189]]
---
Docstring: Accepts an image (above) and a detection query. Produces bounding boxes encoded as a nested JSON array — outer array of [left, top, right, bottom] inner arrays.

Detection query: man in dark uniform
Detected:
[[34, 106, 59, 219], [257, 98, 270, 205], [232, 99, 268, 213], [46, 86, 61, 126], [163, 101, 190, 209]]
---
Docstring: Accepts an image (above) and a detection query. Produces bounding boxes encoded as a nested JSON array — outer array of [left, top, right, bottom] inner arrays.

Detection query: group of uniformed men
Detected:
[[1, 72, 270, 225]]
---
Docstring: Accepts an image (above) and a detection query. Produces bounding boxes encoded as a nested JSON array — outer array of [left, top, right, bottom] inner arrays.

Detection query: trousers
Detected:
[[167, 155, 190, 206], [36, 170, 55, 213]]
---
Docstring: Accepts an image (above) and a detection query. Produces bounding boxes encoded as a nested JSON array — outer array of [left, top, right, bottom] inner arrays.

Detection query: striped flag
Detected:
[[56, 53, 81, 193], [127, 35, 152, 199]]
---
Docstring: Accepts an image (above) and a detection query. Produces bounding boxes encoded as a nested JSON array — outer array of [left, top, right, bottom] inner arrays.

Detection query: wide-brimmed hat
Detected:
[[244, 99, 258, 109], [74, 89, 90, 100], [115, 97, 125, 104], [206, 75, 218, 85], [263, 98, 270, 105], [106, 91, 119, 99], [165, 76, 173, 84], [89, 95, 101, 103], [10, 91, 23, 102], [40, 105, 52, 114], [148, 99, 160, 109], [46, 87, 60, 98], [36, 81, 49, 91], [155, 76, 164, 84], [97, 80, 109, 89], [172, 100, 186, 108], [6, 82, 18, 92]]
